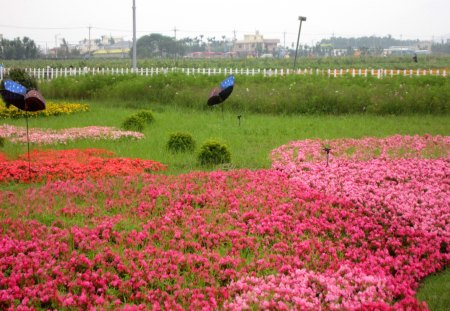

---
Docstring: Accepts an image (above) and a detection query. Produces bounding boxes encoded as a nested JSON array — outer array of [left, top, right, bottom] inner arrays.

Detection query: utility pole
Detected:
[[283, 31, 286, 48], [293, 16, 307, 70], [55, 34, 60, 59], [173, 26, 178, 57], [173, 26, 177, 40], [88, 25, 92, 57], [132, 0, 137, 71]]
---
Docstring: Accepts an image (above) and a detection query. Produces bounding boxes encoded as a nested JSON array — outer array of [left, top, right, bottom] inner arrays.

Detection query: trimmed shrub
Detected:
[[122, 115, 145, 132], [197, 140, 231, 166], [0, 137, 4, 148], [135, 110, 155, 124], [167, 132, 195, 153]]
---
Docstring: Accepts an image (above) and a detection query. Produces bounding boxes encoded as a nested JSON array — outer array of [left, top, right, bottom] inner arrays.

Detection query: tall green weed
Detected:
[[40, 74, 450, 115]]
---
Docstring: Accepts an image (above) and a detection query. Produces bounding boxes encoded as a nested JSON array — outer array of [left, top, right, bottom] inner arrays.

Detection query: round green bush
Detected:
[[121, 115, 145, 132], [197, 140, 231, 166], [135, 110, 155, 124], [167, 132, 196, 153]]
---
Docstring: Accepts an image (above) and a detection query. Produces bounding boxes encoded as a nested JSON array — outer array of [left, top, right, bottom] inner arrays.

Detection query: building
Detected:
[[77, 39, 100, 55], [232, 31, 280, 57], [77, 36, 131, 58], [383, 45, 432, 56], [92, 47, 131, 58]]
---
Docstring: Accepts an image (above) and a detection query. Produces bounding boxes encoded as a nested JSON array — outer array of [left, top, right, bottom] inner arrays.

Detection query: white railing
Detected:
[[0, 66, 447, 80]]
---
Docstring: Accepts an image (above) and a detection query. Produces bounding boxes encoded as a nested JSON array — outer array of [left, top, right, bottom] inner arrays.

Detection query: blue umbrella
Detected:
[[0, 79, 27, 110], [0, 79, 46, 112], [207, 75, 234, 106]]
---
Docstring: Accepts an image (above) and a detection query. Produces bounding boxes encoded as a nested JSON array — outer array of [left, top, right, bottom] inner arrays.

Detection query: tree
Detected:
[[60, 38, 70, 58], [134, 33, 183, 58], [0, 37, 40, 59], [432, 42, 450, 54]]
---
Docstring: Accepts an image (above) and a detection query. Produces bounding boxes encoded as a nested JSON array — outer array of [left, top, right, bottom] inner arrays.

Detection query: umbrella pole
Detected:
[[25, 111, 31, 180]]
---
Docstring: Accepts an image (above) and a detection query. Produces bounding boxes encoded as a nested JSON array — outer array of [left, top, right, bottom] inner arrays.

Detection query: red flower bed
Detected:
[[0, 149, 166, 183], [0, 152, 7, 163], [0, 167, 447, 309], [0, 136, 448, 309]]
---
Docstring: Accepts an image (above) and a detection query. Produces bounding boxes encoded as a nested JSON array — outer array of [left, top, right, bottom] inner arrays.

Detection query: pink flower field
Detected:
[[0, 125, 144, 145], [0, 135, 449, 310]]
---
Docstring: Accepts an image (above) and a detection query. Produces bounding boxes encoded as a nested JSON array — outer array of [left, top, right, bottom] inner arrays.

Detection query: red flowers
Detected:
[[0, 149, 166, 183], [0, 135, 448, 309]]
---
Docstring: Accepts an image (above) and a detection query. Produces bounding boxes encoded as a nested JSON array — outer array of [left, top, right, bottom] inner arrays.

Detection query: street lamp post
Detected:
[[293, 16, 307, 70]]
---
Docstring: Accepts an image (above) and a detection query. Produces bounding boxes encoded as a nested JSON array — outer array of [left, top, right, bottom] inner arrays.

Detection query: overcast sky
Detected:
[[1, 0, 449, 49]]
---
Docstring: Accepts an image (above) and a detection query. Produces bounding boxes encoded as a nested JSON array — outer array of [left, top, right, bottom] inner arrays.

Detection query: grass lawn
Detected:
[[2, 101, 450, 175], [417, 268, 450, 311]]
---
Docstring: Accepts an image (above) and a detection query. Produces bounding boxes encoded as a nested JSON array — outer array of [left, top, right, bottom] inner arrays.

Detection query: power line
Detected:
[[0, 23, 85, 30]]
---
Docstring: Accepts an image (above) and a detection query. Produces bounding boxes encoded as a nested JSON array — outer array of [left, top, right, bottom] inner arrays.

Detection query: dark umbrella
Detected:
[[24, 89, 46, 112], [0, 79, 27, 109], [207, 75, 234, 120], [207, 75, 234, 106], [0, 80, 46, 180]]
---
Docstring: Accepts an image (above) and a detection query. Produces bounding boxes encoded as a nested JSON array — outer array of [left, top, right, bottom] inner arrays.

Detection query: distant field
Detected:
[[3, 54, 450, 69]]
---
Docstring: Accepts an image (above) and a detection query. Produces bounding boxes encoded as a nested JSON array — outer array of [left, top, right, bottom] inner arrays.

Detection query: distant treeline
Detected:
[[0, 37, 40, 60], [319, 35, 420, 50], [2, 34, 450, 60]]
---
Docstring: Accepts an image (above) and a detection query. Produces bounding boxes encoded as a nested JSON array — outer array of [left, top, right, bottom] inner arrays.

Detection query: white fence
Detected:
[[0, 66, 447, 80]]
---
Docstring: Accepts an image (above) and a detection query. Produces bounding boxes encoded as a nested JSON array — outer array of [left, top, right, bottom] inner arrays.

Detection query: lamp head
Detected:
[[299, 16, 307, 21]]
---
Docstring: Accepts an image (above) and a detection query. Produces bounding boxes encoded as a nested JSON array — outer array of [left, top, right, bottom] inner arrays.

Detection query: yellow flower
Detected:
[[0, 100, 89, 118]]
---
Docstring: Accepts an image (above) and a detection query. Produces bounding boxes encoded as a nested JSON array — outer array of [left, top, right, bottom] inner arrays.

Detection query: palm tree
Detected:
[[61, 38, 70, 58]]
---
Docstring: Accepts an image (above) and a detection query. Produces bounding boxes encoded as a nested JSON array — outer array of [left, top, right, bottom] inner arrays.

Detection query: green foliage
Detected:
[[3, 68, 38, 89], [121, 115, 145, 132], [39, 73, 450, 115], [197, 140, 231, 166], [135, 110, 155, 124], [166, 132, 196, 153], [0, 37, 40, 60], [0, 137, 4, 148], [136, 34, 183, 58]]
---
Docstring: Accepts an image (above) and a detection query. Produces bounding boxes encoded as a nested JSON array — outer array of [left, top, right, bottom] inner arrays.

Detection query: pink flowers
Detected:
[[0, 125, 144, 145], [0, 135, 448, 309], [271, 134, 450, 165]]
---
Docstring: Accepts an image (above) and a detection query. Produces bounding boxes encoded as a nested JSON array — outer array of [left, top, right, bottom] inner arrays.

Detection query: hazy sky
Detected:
[[1, 0, 449, 48]]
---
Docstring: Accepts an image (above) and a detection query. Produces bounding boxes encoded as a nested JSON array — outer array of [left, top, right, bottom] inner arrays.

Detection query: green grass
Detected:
[[2, 102, 449, 175], [39, 74, 450, 115], [416, 268, 450, 311]]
